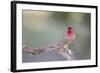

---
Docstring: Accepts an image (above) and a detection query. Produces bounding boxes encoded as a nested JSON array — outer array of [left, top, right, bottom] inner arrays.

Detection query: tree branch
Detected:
[[22, 41, 75, 60]]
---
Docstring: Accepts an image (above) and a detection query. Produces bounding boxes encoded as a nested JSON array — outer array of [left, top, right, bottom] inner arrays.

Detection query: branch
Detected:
[[22, 41, 75, 60], [22, 45, 56, 55]]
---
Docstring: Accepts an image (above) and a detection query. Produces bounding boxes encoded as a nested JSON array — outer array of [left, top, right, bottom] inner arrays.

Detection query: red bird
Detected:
[[22, 26, 76, 60], [65, 26, 75, 44]]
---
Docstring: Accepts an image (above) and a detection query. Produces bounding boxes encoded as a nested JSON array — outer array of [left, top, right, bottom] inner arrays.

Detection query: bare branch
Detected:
[[22, 41, 75, 60]]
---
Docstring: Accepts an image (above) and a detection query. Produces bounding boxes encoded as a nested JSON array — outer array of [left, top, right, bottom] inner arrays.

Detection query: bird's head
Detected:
[[67, 26, 73, 31]]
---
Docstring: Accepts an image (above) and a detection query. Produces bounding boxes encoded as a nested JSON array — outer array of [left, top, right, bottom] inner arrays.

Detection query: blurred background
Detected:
[[22, 10, 91, 63]]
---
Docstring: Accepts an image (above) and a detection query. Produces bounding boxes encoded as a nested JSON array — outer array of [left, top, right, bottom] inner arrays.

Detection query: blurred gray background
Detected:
[[22, 10, 91, 63]]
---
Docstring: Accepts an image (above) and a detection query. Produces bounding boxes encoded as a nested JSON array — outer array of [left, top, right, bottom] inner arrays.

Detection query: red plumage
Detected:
[[65, 26, 75, 43]]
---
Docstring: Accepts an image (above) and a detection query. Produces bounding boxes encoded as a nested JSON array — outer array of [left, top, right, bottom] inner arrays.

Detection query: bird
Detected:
[[22, 26, 75, 60], [65, 26, 75, 44]]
